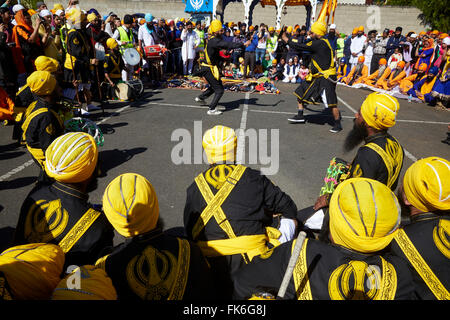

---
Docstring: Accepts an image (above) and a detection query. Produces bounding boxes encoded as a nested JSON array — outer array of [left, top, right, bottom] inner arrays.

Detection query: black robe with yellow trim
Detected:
[[288, 37, 337, 107], [13, 182, 114, 268], [183, 164, 298, 298], [349, 132, 404, 190], [21, 99, 64, 168], [388, 213, 450, 300], [233, 237, 415, 300], [95, 229, 217, 300], [64, 28, 94, 83]]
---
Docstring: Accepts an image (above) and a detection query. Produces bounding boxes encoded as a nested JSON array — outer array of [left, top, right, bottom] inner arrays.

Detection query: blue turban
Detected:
[[176, 21, 184, 29], [145, 13, 153, 23], [87, 8, 100, 16]]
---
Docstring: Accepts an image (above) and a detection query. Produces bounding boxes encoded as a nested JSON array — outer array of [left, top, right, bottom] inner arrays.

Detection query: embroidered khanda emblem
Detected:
[[126, 246, 178, 300], [328, 260, 397, 300], [204, 164, 236, 190], [24, 199, 69, 243], [433, 219, 450, 259]]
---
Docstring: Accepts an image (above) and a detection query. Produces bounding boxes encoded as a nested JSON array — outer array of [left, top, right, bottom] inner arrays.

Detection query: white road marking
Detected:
[[236, 93, 250, 164]]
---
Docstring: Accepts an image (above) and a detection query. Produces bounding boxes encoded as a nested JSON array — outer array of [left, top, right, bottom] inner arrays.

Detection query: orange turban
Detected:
[[358, 55, 365, 63], [379, 58, 387, 65], [397, 61, 405, 69]]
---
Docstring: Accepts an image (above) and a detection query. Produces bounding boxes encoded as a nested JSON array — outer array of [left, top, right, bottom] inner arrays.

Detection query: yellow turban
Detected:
[[403, 157, 450, 213], [360, 92, 400, 130], [52, 265, 117, 300], [106, 38, 118, 50], [286, 26, 293, 33], [103, 173, 159, 237], [26, 71, 57, 96], [352, 27, 358, 35], [35, 56, 59, 73], [358, 25, 364, 32], [87, 13, 97, 23], [0, 243, 65, 300], [311, 21, 327, 36], [53, 3, 64, 12], [66, 8, 83, 25], [202, 125, 237, 164], [329, 178, 401, 253], [44, 132, 98, 183], [210, 19, 222, 33]]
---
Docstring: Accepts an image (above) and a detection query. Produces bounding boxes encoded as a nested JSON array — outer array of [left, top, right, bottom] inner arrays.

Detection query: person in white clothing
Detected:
[[181, 21, 199, 75], [363, 30, 376, 74], [282, 58, 298, 83], [349, 26, 367, 68]]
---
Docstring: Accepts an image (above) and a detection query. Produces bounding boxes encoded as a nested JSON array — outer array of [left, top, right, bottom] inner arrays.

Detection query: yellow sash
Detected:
[[201, 38, 220, 80], [58, 208, 101, 253], [308, 38, 336, 81], [364, 137, 403, 189], [291, 238, 313, 300], [394, 229, 450, 300]]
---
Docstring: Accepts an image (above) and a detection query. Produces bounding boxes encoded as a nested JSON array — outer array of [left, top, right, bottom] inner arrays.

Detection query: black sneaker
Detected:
[[288, 114, 306, 123], [329, 123, 343, 133]]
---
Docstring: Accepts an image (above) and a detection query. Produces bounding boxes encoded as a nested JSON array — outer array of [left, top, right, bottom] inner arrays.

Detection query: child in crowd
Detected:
[[296, 63, 309, 83]]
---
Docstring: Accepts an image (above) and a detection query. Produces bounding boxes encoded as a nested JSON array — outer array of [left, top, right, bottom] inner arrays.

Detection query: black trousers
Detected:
[[197, 67, 224, 111], [243, 51, 255, 78]]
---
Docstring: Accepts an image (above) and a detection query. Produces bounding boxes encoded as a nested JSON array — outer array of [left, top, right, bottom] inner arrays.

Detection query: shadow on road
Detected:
[[0, 176, 36, 191], [98, 122, 129, 135], [0, 151, 26, 161], [0, 227, 15, 252], [98, 147, 148, 177]]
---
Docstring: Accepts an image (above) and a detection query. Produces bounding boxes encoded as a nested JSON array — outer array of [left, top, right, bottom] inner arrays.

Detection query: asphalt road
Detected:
[[1, 83, 449, 247]]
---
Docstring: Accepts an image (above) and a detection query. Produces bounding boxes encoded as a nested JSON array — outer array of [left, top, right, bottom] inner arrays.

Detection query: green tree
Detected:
[[386, 0, 450, 31]]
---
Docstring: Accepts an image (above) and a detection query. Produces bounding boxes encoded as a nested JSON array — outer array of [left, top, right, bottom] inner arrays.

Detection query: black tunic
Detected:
[[233, 237, 415, 300]]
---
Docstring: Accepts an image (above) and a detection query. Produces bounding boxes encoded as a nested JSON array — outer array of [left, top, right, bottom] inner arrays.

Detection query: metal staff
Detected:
[[277, 231, 307, 299]]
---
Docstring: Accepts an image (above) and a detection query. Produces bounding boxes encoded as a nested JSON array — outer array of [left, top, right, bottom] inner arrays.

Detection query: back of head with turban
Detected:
[[360, 92, 400, 131], [145, 13, 153, 23], [35, 56, 59, 73], [26, 71, 57, 96], [329, 178, 401, 253], [403, 157, 450, 213], [311, 21, 327, 37], [106, 37, 118, 50], [103, 173, 159, 237], [0, 243, 65, 300], [44, 132, 98, 184], [52, 265, 117, 300], [202, 125, 237, 164]]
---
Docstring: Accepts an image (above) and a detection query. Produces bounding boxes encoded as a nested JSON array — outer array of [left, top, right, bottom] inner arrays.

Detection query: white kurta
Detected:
[[349, 35, 367, 65], [181, 30, 199, 61]]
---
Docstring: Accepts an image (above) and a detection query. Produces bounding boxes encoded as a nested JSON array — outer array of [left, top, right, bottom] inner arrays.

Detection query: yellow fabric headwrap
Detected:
[[52, 265, 117, 300], [106, 38, 118, 50], [202, 125, 237, 164], [103, 173, 159, 237], [0, 243, 64, 300], [44, 132, 98, 183], [360, 92, 400, 130], [311, 21, 327, 36], [53, 3, 64, 12], [35, 56, 60, 73], [26, 71, 57, 96], [87, 13, 97, 23], [286, 26, 293, 33], [210, 20, 222, 33], [403, 157, 450, 213], [329, 178, 401, 253]]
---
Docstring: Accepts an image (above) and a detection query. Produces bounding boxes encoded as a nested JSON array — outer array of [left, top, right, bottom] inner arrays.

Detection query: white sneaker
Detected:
[[195, 97, 205, 103], [207, 109, 223, 115], [80, 109, 90, 116], [87, 104, 101, 111]]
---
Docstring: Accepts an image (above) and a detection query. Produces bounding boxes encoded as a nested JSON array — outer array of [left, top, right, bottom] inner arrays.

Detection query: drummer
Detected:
[[103, 38, 124, 100], [138, 14, 158, 81], [113, 14, 137, 81]]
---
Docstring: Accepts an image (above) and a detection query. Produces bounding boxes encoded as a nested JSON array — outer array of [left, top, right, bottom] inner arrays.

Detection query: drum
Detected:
[[123, 48, 141, 66], [115, 79, 144, 101], [64, 117, 104, 146], [95, 43, 106, 61], [144, 45, 167, 59]]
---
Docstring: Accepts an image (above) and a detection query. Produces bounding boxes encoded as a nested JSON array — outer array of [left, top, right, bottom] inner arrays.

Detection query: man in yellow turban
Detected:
[[183, 125, 298, 299], [309, 92, 404, 229], [0, 243, 64, 300], [96, 173, 217, 300], [193, 20, 246, 115], [281, 20, 343, 133], [20, 71, 65, 182], [14, 132, 114, 269], [390, 157, 450, 300], [233, 178, 415, 300], [52, 265, 117, 300]]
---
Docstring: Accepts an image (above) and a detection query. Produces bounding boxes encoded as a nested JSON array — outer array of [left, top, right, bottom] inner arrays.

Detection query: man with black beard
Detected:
[[14, 132, 114, 269], [299, 93, 405, 235]]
